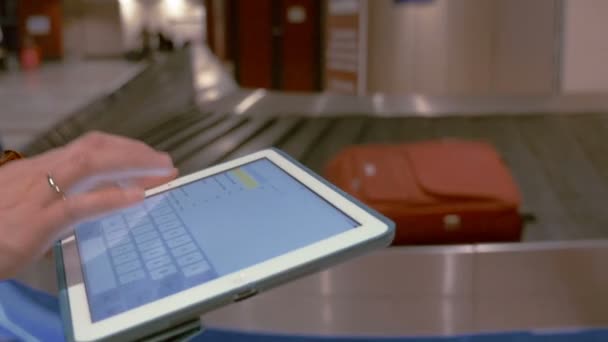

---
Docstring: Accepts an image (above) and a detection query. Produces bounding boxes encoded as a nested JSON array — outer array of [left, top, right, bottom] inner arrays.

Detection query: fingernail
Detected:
[[125, 188, 145, 201]]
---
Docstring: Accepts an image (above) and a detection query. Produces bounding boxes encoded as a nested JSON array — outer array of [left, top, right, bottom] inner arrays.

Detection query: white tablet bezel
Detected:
[[60, 149, 391, 341]]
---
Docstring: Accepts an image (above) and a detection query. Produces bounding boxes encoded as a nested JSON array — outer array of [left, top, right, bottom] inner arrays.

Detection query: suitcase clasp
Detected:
[[363, 163, 376, 176], [443, 214, 461, 231]]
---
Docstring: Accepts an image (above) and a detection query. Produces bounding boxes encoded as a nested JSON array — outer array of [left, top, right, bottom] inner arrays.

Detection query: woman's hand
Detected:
[[0, 132, 177, 279]]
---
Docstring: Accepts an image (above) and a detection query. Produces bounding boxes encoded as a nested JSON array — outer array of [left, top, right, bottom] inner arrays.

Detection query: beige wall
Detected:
[[367, 0, 448, 94], [491, 0, 558, 94], [119, 0, 204, 52], [367, 0, 558, 95], [63, 0, 124, 59], [562, 0, 608, 92], [444, 0, 494, 94]]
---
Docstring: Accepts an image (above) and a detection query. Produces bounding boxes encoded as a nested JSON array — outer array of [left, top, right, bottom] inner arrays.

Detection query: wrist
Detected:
[[0, 150, 24, 167]]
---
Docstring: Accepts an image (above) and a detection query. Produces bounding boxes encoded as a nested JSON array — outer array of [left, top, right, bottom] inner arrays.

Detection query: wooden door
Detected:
[[235, 0, 273, 88], [18, 0, 63, 59], [232, 0, 320, 91], [279, 0, 321, 91]]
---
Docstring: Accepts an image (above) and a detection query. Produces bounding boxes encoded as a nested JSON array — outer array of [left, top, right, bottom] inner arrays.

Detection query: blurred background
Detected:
[[5, 0, 608, 341], [3, 0, 608, 147]]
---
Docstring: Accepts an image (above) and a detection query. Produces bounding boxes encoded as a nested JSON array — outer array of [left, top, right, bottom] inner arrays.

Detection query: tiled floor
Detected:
[[0, 60, 143, 149]]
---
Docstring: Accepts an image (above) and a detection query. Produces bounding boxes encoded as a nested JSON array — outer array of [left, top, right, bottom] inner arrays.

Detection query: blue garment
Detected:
[[1, 279, 608, 342], [196, 329, 608, 342], [0, 280, 64, 341]]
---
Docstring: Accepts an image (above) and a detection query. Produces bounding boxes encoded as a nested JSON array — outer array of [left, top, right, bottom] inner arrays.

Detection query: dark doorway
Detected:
[[232, 0, 321, 91]]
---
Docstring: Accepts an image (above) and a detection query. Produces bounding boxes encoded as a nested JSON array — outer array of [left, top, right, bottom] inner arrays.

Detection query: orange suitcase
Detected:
[[324, 140, 523, 245]]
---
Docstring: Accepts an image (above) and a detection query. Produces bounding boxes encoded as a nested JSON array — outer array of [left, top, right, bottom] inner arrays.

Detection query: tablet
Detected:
[[55, 148, 394, 342]]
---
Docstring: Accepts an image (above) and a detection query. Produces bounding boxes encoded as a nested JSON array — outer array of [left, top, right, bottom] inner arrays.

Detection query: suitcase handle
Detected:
[[521, 212, 537, 224]]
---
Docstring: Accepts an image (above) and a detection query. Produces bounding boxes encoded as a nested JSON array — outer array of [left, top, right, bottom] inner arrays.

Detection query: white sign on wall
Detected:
[[27, 16, 51, 35], [325, 0, 367, 95]]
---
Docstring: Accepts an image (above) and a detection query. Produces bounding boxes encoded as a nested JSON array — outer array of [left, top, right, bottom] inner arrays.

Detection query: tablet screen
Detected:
[[74, 158, 359, 322]]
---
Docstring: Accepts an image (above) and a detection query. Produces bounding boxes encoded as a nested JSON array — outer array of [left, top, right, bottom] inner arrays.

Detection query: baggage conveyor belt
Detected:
[[134, 112, 608, 242], [26, 108, 608, 242]]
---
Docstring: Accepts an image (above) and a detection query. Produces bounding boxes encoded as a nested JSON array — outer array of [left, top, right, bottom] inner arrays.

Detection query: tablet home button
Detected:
[[233, 288, 258, 302]]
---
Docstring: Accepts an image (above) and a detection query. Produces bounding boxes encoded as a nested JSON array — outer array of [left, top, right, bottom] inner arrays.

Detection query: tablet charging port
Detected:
[[233, 288, 258, 302]]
